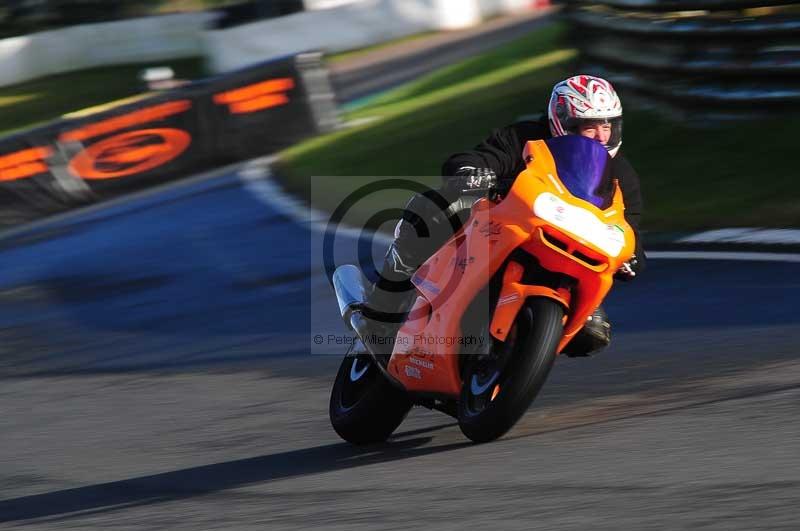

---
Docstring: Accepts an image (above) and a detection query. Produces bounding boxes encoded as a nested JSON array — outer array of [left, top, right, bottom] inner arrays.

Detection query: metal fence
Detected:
[[561, 1, 800, 120]]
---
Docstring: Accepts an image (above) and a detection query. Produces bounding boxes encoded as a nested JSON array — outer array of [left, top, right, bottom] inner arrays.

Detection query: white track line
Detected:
[[648, 251, 800, 263], [243, 164, 800, 264], [4, 153, 796, 267], [678, 228, 800, 245], [0, 157, 270, 242], [239, 160, 394, 245]]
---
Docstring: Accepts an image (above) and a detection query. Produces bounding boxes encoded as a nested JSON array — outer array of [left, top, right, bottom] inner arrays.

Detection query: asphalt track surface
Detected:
[[330, 9, 556, 103], [1, 164, 799, 530]]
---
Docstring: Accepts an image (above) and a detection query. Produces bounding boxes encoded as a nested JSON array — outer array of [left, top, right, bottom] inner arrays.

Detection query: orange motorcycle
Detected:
[[329, 135, 636, 443]]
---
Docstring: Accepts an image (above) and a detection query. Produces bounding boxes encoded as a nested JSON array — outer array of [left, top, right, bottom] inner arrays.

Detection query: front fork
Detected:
[[489, 260, 574, 352]]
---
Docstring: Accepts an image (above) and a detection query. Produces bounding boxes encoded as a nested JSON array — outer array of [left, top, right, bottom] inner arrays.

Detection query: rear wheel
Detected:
[[458, 298, 563, 443], [329, 351, 412, 445]]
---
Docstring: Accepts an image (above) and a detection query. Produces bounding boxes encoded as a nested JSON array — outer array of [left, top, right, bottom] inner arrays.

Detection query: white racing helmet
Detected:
[[548, 75, 623, 157]]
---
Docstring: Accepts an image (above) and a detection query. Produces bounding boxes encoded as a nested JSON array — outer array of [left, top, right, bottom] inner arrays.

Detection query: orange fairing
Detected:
[[506, 140, 636, 352], [387, 140, 636, 397], [491, 260, 572, 339]]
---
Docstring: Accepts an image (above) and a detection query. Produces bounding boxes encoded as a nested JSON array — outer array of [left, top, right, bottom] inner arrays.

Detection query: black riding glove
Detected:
[[614, 254, 640, 282], [451, 166, 497, 195]]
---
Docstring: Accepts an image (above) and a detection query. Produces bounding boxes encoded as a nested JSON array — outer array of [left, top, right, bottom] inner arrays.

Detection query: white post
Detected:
[[431, 0, 482, 30]]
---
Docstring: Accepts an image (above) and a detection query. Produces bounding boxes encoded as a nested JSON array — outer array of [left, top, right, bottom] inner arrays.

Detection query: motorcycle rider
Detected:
[[361, 75, 644, 356]]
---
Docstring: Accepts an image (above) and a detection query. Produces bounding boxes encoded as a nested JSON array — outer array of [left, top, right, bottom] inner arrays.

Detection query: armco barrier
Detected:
[[0, 52, 338, 230], [566, 0, 798, 9], [0, 1, 542, 85], [205, 0, 538, 73], [0, 12, 218, 88], [562, 1, 800, 118]]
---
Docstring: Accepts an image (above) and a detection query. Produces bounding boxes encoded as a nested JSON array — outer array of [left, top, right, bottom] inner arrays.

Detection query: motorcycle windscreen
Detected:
[[544, 135, 613, 209]]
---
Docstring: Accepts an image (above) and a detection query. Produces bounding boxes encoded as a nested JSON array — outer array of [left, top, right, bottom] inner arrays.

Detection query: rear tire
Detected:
[[458, 298, 563, 443], [329, 352, 412, 445]]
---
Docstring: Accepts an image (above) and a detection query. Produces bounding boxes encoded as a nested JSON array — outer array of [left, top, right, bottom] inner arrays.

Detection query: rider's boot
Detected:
[[354, 188, 470, 357], [561, 306, 611, 357], [353, 241, 419, 360]]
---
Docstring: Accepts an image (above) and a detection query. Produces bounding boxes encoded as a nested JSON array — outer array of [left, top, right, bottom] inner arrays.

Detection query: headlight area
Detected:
[[519, 226, 609, 274], [532, 192, 626, 258]]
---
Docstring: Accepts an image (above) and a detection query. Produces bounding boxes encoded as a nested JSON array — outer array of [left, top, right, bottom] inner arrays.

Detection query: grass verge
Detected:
[[279, 25, 575, 226], [279, 23, 798, 231]]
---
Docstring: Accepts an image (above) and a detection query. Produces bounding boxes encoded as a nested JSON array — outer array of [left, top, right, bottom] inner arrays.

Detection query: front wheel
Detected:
[[458, 298, 564, 443], [329, 351, 412, 445]]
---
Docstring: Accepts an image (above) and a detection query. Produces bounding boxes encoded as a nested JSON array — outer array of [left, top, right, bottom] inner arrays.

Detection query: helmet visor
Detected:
[[563, 117, 623, 153]]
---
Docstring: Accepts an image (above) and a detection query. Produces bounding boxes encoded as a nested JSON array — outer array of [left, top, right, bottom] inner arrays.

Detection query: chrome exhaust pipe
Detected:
[[332, 265, 405, 388], [332, 264, 370, 328]]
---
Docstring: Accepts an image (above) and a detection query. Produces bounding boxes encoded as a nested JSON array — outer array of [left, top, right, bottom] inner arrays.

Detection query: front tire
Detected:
[[458, 298, 563, 443], [329, 352, 412, 445]]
